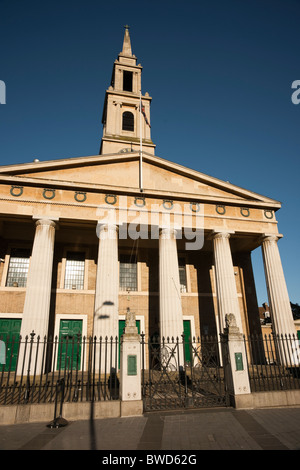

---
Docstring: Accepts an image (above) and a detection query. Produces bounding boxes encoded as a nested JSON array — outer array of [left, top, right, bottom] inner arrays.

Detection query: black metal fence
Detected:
[[244, 333, 300, 392], [0, 332, 120, 405], [141, 333, 300, 411], [1, 330, 299, 409], [141, 334, 229, 411]]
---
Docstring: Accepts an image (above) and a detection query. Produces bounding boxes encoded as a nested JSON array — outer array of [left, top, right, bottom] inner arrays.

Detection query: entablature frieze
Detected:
[[0, 174, 280, 210], [0, 180, 279, 237]]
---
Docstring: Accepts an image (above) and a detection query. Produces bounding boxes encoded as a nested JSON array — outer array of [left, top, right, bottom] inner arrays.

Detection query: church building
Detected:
[[0, 27, 296, 358]]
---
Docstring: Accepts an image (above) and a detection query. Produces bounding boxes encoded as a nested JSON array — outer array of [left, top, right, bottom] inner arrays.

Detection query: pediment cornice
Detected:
[[0, 152, 281, 209]]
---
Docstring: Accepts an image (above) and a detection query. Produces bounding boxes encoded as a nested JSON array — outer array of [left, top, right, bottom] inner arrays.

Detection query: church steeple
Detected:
[[100, 27, 155, 155]]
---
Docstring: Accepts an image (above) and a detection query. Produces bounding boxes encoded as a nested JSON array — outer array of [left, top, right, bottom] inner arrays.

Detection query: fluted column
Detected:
[[20, 218, 57, 339], [212, 231, 243, 333], [159, 227, 183, 341], [94, 223, 119, 340], [261, 235, 296, 337], [18, 218, 57, 376]]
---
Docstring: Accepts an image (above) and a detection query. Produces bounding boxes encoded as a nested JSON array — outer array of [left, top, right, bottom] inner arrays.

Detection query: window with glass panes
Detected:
[[178, 258, 187, 293], [119, 254, 137, 291], [64, 252, 85, 290], [122, 111, 134, 131], [6, 248, 31, 287]]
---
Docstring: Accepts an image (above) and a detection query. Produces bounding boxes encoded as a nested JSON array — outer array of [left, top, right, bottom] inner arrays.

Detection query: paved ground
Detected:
[[1, 406, 300, 453]]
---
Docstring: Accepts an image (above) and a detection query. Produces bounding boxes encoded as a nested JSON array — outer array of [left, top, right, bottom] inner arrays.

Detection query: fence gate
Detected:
[[141, 335, 229, 411]]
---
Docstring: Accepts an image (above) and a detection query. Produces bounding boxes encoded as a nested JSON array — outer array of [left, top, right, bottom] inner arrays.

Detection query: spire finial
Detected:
[[121, 25, 132, 56]]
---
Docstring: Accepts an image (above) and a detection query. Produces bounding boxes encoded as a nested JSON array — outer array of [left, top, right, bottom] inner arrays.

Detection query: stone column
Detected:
[[159, 227, 183, 341], [261, 235, 296, 337], [212, 231, 243, 333], [20, 218, 57, 339], [18, 218, 57, 375], [93, 223, 119, 341]]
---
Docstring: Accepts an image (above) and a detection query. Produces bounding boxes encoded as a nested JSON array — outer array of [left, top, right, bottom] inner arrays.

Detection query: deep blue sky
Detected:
[[0, 0, 299, 306]]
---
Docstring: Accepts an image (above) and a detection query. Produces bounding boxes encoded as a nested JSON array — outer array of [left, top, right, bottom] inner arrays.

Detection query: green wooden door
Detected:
[[0, 318, 22, 371], [118, 319, 140, 368], [183, 320, 192, 364], [57, 320, 82, 371]]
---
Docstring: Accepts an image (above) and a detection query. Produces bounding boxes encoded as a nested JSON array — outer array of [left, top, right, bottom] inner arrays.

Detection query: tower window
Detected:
[[123, 71, 133, 92], [122, 111, 134, 131]]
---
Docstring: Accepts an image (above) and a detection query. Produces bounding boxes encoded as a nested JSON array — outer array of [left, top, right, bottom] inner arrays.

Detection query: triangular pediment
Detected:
[[0, 152, 281, 209]]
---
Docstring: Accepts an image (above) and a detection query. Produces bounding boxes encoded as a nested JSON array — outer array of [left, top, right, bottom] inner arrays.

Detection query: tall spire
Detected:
[[121, 25, 132, 57]]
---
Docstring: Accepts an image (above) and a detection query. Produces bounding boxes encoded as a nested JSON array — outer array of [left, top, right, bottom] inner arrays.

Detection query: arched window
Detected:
[[122, 111, 134, 131]]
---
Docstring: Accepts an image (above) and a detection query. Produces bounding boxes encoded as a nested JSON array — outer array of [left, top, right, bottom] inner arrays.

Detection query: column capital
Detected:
[[96, 222, 119, 240], [211, 230, 234, 240], [97, 222, 119, 232], [33, 217, 58, 229], [159, 226, 178, 240], [261, 233, 283, 244]]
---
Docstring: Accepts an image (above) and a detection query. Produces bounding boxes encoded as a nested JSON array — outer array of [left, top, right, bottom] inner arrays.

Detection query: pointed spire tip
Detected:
[[121, 25, 132, 57]]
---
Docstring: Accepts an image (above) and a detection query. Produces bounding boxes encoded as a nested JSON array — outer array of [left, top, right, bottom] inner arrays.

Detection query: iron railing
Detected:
[[0, 332, 120, 405], [244, 333, 300, 392], [141, 334, 229, 411], [141, 333, 300, 411], [1, 331, 299, 409]]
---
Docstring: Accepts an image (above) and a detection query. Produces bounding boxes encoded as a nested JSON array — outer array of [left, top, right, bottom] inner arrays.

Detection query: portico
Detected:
[[2, 210, 293, 346]]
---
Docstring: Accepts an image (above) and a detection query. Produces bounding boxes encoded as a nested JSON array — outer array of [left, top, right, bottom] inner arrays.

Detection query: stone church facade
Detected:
[[0, 28, 296, 356]]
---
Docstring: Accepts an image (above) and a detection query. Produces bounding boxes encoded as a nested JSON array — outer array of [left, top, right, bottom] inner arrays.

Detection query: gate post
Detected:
[[221, 313, 251, 408], [120, 308, 143, 417]]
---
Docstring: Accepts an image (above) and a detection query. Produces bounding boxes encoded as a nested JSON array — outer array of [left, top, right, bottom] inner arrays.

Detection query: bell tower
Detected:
[[100, 26, 155, 155]]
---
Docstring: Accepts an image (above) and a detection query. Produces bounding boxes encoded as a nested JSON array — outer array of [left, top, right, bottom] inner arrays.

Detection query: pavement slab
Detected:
[[1, 406, 300, 452]]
